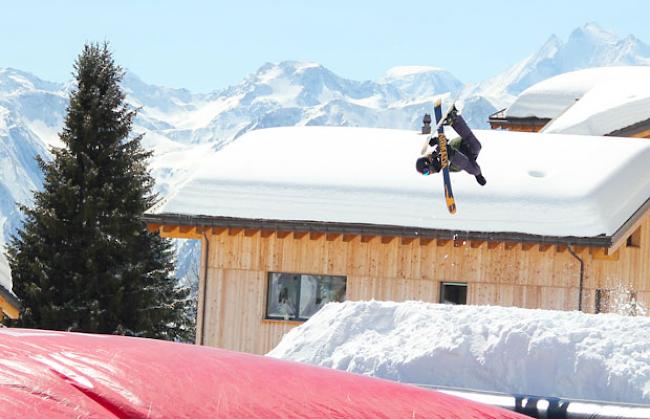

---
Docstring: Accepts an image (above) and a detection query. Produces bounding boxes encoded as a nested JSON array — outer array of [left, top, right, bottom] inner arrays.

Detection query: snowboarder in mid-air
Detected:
[[416, 105, 486, 186]]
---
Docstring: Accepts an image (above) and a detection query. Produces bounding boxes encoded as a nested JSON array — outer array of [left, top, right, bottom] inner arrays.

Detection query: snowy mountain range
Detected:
[[472, 22, 650, 107], [1, 22, 650, 291]]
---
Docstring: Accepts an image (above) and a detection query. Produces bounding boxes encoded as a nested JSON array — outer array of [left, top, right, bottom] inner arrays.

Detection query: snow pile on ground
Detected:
[[268, 301, 650, 404]]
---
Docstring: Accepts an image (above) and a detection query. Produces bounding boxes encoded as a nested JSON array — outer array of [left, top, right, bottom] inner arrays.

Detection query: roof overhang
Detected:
[[143, 213, 613, 248], [609, 196, 650, 253], [488, 115, 551, 128], [607, 117, 650, 138], [0, 285, 21, 320]]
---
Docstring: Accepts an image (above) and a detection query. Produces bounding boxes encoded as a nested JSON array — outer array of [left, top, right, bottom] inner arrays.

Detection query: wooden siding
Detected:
[[488, 121, 544, 132], [632, 129, 650, 139], [181, 215, 650, 354], [488, 119, 650, 138]]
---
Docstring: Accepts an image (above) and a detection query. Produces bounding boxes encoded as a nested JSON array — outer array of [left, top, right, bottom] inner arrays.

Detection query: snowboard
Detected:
[[433, 99, 457, 214]]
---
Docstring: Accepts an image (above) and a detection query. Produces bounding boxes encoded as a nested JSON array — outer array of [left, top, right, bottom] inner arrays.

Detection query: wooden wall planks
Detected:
[[189, 215, 650, 354]]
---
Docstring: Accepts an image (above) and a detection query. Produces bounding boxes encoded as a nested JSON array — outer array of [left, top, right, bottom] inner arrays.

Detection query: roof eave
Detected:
[[143, 213, 613, 248], [0, 285, 21, 319], [606, 117, 650, 138], [609, 196, 650, 253]]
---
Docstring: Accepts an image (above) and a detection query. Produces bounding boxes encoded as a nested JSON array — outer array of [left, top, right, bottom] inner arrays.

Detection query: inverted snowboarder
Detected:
[[416, 105, 486, 186]]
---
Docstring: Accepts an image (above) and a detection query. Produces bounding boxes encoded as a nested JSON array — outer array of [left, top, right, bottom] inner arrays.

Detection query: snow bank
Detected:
[[268, 301, 650, 404]]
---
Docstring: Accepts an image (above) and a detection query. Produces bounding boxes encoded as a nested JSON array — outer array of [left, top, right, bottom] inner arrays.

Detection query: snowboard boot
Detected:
[[443, 104, 459, 126], [475, 174, 486, 186]]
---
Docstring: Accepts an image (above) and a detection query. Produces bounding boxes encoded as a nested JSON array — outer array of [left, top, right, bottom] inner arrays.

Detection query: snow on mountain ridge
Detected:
[[466, 35, 560, 108], [0, 67, 63, 95], [574, 22, 618, 44], [476, 23, 650, 109], [380, 65, 446, 79], [122, 71, 198, 114]]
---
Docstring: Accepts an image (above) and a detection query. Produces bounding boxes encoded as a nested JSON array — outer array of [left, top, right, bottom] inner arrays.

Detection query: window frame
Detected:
[[265, 272, 347, 321], [439, 282, 468, 305], [626, 227, 642, 248]]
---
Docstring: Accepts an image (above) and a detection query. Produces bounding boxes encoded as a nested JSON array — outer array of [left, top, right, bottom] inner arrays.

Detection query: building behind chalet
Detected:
[[488, 66, 650, 138]]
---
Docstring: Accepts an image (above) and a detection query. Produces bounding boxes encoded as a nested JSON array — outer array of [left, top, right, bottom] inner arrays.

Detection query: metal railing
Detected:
[[414, 383, 650, 419]]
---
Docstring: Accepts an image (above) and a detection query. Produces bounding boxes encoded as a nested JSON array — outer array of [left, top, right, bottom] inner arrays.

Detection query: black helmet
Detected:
[[416, 155, 440, 175], [416, 157, 430, 174]]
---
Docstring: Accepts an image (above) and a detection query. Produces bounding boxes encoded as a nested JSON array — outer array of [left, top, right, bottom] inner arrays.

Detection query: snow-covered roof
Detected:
[[505, 66, 650, 136], [268, 300, 650, 405], [150, 126, 650, 240]]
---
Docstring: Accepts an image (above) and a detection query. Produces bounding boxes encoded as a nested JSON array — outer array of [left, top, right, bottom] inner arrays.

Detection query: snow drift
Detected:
[[268, 301, 650, 405]]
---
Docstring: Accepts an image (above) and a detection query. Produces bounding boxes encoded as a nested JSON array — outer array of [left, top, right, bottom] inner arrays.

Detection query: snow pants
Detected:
[[449, 115, 482, 176]]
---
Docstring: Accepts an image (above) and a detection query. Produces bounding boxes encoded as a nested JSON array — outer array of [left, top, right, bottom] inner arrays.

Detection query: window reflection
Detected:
[[267, 273, 347, 321]]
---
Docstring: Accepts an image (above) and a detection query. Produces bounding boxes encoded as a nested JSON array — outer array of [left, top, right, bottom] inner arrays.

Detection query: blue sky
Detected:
[[1, 0, 648, 91]]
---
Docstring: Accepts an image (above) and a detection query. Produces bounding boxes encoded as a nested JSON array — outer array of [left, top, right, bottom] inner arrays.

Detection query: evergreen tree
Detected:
[[6, 43, 192, 341]]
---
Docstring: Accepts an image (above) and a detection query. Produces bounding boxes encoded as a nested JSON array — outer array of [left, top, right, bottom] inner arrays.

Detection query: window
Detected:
[[440, 282, 467, 305], [266, 273, 347, 321], [626, 227, 641, 248]]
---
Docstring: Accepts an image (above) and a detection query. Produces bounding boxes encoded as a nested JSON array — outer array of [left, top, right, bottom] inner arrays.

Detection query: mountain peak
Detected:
[[541, 34, 563, 49], [381, 66, 445, 81], [532, 34, 563, 61], [0, 67, 61, 93], [569, 22, 617, 45], [256, 61, 323, 77]]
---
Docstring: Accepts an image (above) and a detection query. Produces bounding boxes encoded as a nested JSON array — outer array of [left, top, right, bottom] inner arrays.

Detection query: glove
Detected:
[[429, 136, 439, 147], [430, 152, 442, 172]]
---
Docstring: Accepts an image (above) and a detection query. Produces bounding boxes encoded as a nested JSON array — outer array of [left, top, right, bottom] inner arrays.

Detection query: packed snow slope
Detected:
[[268, 301, 650, 404], [153, 126, 650, 239]]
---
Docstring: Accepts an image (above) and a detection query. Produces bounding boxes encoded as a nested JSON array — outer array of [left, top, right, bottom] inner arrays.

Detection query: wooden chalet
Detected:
[[488, 109, 550, 132], [145, 126, 650, 355], [489, 110, 650, 138]]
